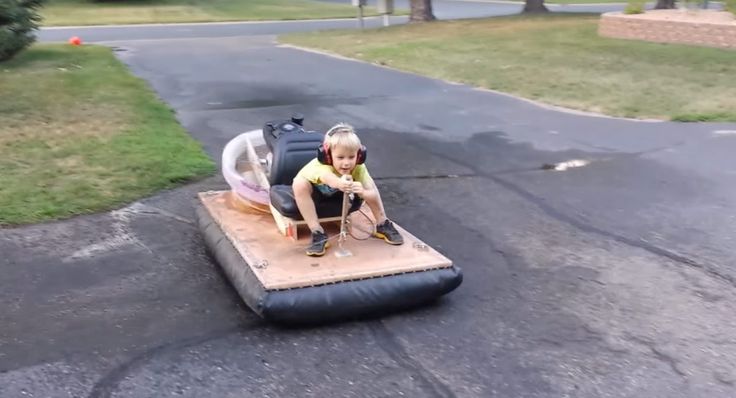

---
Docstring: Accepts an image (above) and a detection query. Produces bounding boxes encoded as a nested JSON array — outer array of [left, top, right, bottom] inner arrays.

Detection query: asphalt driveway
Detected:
[[3, 17, 736, 398]]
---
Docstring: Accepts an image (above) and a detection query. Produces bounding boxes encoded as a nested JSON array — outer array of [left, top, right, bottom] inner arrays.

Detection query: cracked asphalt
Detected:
[[3, 12, 736, 398]]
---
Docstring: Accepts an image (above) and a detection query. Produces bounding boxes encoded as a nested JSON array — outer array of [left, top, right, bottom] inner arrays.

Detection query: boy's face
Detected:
[[331, 145, 358, 175]]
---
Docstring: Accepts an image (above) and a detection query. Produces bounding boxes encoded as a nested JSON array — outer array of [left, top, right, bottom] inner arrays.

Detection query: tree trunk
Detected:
[[654, 0, 676, 9], [522, 0, 549, 13], [409, 0, 436, 22]]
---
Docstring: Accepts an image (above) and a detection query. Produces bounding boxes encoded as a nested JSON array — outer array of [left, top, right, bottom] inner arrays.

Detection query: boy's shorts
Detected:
[[311, 183, 363, 212], [313, 183, 339, 197]]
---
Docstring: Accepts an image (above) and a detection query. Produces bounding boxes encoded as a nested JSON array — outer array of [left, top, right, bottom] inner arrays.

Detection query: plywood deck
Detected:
[[199, 191, 453, 290]]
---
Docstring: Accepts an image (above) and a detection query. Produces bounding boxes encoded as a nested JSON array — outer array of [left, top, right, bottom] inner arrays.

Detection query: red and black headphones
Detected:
[[317, 124, 367, 165]]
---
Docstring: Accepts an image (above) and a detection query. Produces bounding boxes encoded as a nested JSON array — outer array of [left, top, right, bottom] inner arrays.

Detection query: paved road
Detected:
[[38, 0, 631, 43], [317, 0, 631, 19], [5, 6, 736, 398]]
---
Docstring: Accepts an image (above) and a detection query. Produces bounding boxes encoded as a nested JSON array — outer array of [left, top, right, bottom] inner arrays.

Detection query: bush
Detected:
[[0, 0, 46, 62], [681, 0, 705, 10], [624, 0, 645, 14], [726, 0, 736, 15]]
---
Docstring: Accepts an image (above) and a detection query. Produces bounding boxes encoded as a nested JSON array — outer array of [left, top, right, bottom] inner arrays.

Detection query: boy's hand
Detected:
[[350, 182, 364, 195], [339, 175, 353, 192]]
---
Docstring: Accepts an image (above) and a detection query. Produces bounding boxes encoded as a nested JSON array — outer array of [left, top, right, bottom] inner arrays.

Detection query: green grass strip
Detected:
[[0, 45, 215, 225], [42, 0, 388, 26], [280, 14, 736, 121]]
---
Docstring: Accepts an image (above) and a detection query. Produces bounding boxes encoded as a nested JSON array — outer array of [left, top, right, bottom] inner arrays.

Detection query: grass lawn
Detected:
[[0, 45, 214, 226], [544, 0, 628, 3], [280, 14, 736, 121], [41, 0, 388, 26]]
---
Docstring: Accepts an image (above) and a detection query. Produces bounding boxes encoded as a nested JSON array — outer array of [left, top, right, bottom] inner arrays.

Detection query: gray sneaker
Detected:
[[306, 230, 329, 256], [373, 219, 404, 245]]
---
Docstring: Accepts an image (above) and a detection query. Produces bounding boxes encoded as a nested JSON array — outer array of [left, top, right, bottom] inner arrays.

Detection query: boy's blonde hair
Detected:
[[325, 123, 362, 153]]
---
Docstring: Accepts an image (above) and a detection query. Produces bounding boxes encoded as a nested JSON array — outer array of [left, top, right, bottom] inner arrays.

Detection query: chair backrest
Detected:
[[262, 114, 306, 153], [269, 132, 324, 186]]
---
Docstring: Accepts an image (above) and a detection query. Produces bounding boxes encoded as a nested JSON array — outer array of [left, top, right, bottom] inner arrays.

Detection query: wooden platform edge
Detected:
[[198, 190, 455, 291], [198, 190, 272, 277]]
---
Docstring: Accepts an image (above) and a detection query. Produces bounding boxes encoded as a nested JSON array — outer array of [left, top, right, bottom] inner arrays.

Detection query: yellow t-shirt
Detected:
[[295, 158, 370, 196]]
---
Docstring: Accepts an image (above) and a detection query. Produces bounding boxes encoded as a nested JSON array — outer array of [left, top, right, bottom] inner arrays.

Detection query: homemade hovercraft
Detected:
[[196, 115, 462, 324]]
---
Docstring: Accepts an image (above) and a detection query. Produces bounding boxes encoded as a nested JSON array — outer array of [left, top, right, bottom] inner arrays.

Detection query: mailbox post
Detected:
[[377, 0, 394, 27], [351, 0, 366, 29]]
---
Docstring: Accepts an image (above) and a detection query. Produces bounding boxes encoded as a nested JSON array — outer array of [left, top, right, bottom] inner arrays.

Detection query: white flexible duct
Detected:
[[221, 130, 270, 205]]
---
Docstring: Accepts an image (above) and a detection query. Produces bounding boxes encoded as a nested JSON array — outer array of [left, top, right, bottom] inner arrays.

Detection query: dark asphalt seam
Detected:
[[373, 166, 555, 181], [132, 204, 196, 226], [649, 346, 688, 378], [536, 323, 606, 348], [195, 95, 393, 112], [714, 372, 736, 386], [623, 334, 688, 380], [87, 326, 245, 398], [368, 321, 457, 398], [417, 145, 736, 289], [373, 173, 476, 181], [485, 173, 736, 289]]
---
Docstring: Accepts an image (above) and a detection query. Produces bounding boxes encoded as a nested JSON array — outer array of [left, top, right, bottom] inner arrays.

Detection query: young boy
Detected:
[[293, 123, 403, 256]]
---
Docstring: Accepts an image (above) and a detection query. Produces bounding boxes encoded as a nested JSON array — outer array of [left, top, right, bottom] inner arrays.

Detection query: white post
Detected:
[[377, 0, 393, 27], [358, 5, 364, 29]]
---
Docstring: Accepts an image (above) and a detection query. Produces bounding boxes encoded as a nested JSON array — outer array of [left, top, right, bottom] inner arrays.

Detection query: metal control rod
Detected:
[[335, 175, 353, 257]]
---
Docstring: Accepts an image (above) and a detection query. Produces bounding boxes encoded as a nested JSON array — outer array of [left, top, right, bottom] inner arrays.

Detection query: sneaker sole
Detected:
[[373, 232, 403, 246], [306, 242, 330, 257]]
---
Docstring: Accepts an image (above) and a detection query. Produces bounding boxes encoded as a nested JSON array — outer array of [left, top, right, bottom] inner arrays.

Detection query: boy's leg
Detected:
[[362, 190, 404, 245], [293, 177, 329, 256], [293, 177, 322, 232]]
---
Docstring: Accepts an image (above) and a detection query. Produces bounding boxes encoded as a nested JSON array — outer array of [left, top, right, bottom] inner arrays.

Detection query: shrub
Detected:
[[624, 0, 645, 14], [726, 0, 736, 15], [681, 0, 706, 10], [0, 0, 46, 62]]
